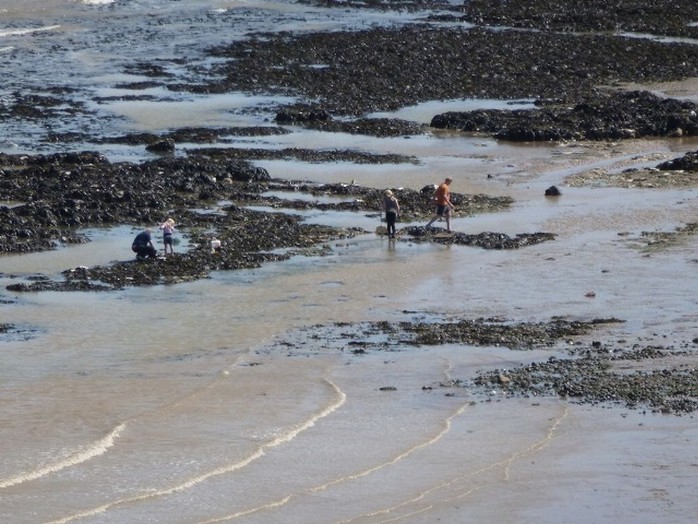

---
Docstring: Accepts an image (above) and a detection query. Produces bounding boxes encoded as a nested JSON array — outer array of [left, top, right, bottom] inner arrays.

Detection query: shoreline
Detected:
[[1, 2, 697, 522]]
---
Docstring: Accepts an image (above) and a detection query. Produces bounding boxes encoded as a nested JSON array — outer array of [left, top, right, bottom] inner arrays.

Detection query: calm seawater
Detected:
[[2, 2, 698, 523]]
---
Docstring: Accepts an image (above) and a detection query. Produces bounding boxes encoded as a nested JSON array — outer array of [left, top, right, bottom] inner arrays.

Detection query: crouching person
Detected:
[[132, 229, 157, 260]]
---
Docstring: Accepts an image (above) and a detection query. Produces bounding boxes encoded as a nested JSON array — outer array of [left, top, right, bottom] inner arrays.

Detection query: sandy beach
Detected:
[[2, 125, 696, 523], [1, 1, 697, 522]]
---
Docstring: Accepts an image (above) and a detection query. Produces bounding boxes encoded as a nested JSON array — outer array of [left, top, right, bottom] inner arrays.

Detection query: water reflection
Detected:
[[0, 225, 191, 276], [369, 97, 535, 124]]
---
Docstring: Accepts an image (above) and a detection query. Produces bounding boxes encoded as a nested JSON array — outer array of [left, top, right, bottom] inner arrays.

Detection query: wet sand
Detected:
[[2, 130, 696, 522], [1, 1, 697, 522]]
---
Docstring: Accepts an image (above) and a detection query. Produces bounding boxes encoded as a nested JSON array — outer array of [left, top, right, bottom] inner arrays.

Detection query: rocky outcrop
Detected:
[[431, 91, 698, 141], [657, 150, 698, 171]]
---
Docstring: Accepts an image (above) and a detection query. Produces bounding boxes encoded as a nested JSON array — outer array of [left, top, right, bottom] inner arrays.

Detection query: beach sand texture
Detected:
[[1, 1, 697, 523]]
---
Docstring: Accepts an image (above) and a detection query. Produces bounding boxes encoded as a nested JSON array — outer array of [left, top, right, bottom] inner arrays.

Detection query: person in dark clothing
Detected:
[[382, 189, 400, 238], [131, 229, 157, 259]]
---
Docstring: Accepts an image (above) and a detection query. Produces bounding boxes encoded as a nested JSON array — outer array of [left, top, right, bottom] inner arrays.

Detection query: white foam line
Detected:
[[2, 359, 244, 495], [345, 405, 570, 523], [0, 25, 60, 38], [80, 0, 115, 5], [47, 379, 346, 524], [200, 401, 472, 523], [316, 401, 470, 492], [0, 423, 125, 489]]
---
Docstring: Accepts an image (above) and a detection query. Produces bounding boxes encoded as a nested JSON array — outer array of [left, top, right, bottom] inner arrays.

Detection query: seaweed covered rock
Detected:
[[431, 91, 698, 141], [403, 226, 556, 249], [275, 104, 331, 124], [657, 150, 698, 171], [0, 152, 271, 254]]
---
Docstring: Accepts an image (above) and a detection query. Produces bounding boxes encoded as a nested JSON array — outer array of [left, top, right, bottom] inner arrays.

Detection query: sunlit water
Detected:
[[1, 1, 697, 523]]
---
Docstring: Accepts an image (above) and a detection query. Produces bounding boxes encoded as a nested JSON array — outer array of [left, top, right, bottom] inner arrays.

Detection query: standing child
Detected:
[[160, 218, 176, 256], [382, 189, 400, 239]]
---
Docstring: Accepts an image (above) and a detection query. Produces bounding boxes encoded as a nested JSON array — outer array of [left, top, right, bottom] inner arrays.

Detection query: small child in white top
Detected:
[[160, 218, 175, 255]]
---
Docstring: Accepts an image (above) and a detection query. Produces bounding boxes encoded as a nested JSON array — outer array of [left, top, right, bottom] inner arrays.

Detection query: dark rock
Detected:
[[462, 0, 698, 38], [204, 25, 698, 116], [657, 150, 698, 172], [146, 139, 175, 153], [275, 105, 331, 124], [402, 227, 556, 249], [431, 91, 698, 142]]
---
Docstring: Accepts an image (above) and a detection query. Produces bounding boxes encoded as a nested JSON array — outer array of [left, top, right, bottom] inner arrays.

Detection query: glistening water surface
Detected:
[[2, 1, 697, 523]]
